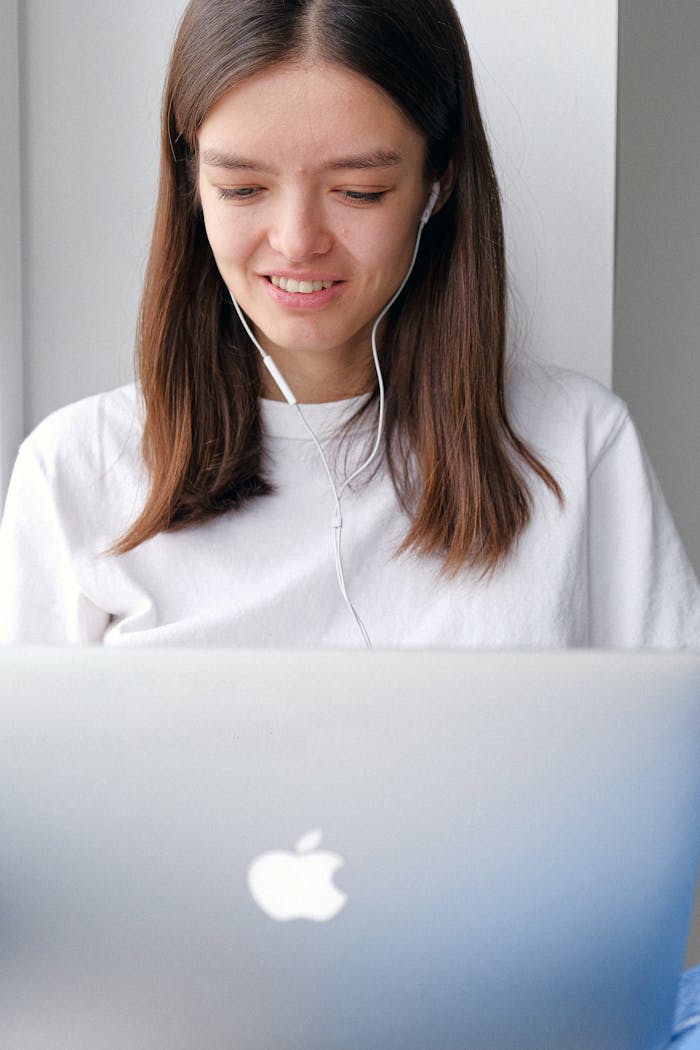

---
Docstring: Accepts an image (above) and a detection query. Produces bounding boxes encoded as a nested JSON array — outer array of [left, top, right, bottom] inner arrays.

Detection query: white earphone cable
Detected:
[[228, 182, 439, 648]]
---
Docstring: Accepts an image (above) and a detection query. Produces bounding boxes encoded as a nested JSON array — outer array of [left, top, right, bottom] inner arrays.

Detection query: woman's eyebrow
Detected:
[[200, 149, 265, 171], [199, 148, 404, 172], [327, 149, 403, 170]]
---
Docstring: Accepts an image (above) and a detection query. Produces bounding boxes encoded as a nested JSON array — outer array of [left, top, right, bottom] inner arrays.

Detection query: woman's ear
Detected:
[[433, 159, 456, 215]]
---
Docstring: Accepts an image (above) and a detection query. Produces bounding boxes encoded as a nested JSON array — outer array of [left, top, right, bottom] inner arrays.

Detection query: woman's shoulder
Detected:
[[18, 383, 144, 483], [506, 357, 632, 471], [3, 384, 146, 559], [23, 382, 142, 450]]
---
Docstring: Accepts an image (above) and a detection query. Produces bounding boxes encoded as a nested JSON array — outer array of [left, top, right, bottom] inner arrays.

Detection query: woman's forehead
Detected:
[[197, 60, 427, 171]]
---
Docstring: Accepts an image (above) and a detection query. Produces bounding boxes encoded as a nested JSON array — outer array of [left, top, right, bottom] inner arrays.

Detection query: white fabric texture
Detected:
[[1, 362, 698, 647]]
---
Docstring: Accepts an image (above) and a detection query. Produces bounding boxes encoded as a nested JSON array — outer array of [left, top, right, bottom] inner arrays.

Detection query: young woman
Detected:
[[0, 0, 698, 652]]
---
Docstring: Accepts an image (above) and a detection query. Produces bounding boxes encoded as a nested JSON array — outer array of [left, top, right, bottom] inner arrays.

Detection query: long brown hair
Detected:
[[114, 0, 562, 571]]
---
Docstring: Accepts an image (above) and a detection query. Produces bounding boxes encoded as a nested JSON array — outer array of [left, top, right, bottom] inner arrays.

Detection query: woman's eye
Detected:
[[339, 190, 387, 205], [217, 187, 260, 201]]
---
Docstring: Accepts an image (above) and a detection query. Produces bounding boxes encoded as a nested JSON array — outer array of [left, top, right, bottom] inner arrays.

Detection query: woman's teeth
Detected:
[[269, 276, 335, 294]]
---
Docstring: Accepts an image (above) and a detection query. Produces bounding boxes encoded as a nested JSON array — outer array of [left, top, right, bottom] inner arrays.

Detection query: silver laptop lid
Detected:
[[1, 648, 699, 1050]]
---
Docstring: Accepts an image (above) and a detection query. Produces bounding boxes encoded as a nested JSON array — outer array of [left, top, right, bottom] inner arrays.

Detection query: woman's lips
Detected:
[[261, 274, 345, 308]]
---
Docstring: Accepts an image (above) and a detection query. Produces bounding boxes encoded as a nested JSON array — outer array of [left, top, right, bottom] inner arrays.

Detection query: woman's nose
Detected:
[[267, 194, 333, 263]]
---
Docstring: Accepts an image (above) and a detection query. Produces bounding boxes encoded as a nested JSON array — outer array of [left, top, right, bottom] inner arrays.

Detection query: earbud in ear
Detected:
[[420, 181, 441, 227]]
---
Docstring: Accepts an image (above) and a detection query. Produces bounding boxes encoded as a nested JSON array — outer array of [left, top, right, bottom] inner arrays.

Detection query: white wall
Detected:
[[457, 0, 618, 386], [16, 0, 188, 441], [7, 1, 618, 441]]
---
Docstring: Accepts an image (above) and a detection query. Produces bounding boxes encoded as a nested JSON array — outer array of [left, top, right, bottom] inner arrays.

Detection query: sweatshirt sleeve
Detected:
[[0, 440, 110, 643], [587, 409, 700, 648]]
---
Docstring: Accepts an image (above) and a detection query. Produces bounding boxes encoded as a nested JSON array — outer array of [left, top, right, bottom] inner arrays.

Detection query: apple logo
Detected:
[[247, 829, 348, 922]]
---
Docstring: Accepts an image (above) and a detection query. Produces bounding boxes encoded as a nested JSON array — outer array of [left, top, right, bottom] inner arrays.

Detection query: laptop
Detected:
[[1, 647, 699, 1050]]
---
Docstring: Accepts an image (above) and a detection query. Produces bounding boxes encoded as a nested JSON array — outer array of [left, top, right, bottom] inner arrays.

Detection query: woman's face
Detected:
[[197, 60, 431, 401]]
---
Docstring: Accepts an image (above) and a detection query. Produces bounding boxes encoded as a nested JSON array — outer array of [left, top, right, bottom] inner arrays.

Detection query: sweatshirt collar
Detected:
[[260, 395, 373, 441]]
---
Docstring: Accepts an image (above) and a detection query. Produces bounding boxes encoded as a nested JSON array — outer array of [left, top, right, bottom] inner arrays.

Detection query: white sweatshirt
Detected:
[[1, 362, 698, 647]]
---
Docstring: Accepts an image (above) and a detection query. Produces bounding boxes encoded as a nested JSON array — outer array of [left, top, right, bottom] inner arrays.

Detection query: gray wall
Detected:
[[615, 0, 700, 576], [615, 0, 700, 969], [0, 0, 22, 499]]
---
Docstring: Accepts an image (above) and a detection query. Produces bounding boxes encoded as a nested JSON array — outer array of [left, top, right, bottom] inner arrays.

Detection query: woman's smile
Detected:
[[262, 273, 346, 310]]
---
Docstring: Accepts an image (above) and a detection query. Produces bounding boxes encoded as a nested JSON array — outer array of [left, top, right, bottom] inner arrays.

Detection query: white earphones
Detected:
[[230, 180, 441, 646], [421, 180, 441, 227]]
